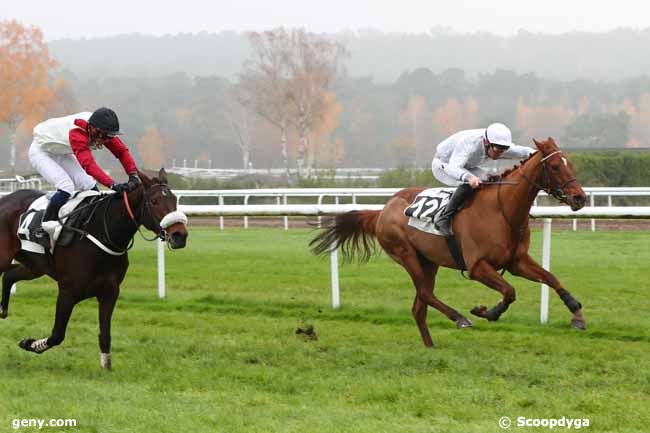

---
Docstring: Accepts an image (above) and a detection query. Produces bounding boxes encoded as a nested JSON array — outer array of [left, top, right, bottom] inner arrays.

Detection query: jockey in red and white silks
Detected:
[[431, 123, 535, 236], [28, 108, 140, 246]]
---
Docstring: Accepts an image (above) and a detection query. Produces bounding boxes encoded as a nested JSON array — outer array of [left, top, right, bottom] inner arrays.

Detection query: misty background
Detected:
[[2, 18, 650, 182]]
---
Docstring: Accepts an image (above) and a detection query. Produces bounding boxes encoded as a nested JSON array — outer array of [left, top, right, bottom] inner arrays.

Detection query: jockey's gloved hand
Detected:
[[111, 182, 130, 193], [127, 172, 141, 191]]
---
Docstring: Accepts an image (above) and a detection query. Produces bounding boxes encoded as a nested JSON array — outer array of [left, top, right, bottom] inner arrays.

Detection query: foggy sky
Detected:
[[2, 0, 649, 40]]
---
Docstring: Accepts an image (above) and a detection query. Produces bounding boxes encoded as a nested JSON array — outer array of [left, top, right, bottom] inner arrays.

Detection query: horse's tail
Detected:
[[309, 210, 380, 263]]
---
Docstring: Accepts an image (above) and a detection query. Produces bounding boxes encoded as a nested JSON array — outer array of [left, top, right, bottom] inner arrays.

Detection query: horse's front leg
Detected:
[[19, 290, 79, 354], [508, 254, 585, 330], [97, 285, 120, 370], [468, 260, 516, 321]]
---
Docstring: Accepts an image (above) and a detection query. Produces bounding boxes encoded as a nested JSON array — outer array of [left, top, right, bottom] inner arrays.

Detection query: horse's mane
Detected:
[[489, 150, 540, 182]]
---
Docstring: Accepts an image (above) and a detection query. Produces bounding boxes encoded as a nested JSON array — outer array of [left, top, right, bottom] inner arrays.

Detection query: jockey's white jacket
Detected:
[[32, 112, 93, 154], [433, 128, 535, 182]]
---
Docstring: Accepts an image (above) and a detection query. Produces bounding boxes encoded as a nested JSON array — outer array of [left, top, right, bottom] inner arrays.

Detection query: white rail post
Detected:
[[540, 218, 552, 324], [330, 246, 340, 309], [218, 195, 224, 230], [590, 194, 596, 232], [244, 195, 250, 229], [157, 238, 166, 299], [283, 194, 288, 230], [317, 194, 325, 228]]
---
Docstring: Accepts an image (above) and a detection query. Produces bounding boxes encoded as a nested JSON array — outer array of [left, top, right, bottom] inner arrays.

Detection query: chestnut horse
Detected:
[[311, 138, 587, 347], [0, 168, 188, 368]]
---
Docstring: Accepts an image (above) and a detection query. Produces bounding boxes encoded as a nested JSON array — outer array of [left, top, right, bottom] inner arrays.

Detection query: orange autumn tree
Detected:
[[310, 91, 344, 167], [0, 20, 57, 171], [136, 127, 165, 168]]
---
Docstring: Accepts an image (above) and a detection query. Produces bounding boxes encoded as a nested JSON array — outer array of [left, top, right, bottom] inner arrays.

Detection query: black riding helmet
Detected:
[[88, 107, 123, 136]]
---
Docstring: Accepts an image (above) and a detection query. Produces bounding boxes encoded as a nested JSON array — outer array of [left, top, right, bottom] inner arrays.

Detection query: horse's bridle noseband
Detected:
[[123, 184, 173, 242], [538, 150, 579, 203]]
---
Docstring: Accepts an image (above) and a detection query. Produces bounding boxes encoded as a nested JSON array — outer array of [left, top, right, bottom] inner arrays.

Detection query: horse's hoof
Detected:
[[456, 317, 473, 328], [470, 306, 488, 318], [18, 338, 46, 354], [571, 319, 586, 330], [18, 339, 36, 352], [0, 307, 7, 319]]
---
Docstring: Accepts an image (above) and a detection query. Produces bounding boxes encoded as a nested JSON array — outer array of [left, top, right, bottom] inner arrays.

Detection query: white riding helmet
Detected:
[[485, 123, 514, 148]]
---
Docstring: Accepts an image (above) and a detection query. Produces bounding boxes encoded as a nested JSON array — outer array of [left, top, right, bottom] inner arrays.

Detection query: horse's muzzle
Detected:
[[568, 193, 587, 211], [168, 231, 188, 249]]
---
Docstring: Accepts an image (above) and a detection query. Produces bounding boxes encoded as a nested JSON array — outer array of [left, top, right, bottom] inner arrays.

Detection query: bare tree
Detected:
[[224, 86, 254, 170], [239, 28, 346, 179], [238, 29, 293, 180], [285, 29, 346, 177]]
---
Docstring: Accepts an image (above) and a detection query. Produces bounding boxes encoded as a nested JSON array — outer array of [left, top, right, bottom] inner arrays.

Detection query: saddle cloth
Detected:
[[404, 188, 454, 235], [17, 190, 102, 254]]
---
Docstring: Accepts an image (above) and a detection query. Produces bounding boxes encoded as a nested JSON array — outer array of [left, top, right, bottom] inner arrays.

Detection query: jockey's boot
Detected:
[[434, 184, 474, 237], [33, 190, 70, 249]]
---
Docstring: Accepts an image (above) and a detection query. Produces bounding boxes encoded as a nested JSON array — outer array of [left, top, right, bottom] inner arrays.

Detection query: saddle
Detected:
[[404, 188, 453, 231], [18, 191, 104, 254], [404, 188, 466, 270]]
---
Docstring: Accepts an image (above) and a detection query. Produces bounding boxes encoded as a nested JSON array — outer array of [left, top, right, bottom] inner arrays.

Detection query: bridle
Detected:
[[496, 149, 578, 241], [103, 183, 186, 252], [520, 150, 578, 204], [121, 183, 180, 243]]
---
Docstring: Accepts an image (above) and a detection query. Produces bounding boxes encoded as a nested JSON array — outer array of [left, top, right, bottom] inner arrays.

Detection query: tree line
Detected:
[[2, 21, 650, 180]]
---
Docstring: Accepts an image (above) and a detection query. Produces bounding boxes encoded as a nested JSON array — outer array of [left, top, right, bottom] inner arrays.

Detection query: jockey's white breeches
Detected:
[[29, 141, 96, 194], [431, 158, 489, 187]]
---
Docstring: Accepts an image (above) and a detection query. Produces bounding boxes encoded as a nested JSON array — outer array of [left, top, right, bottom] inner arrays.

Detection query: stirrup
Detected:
[[33, 228, 51, 248]]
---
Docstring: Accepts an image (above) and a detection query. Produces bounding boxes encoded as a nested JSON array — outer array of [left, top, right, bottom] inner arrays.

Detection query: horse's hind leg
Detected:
[[469, 260, 517, 321], [19, 290, 78, 354], [403, 251, 471, 347], [508, 254, 585, 329], [1, 264, 44, 319]]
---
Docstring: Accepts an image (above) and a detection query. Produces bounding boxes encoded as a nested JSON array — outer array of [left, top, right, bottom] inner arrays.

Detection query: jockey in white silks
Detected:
[[431, 123, 536, 236]]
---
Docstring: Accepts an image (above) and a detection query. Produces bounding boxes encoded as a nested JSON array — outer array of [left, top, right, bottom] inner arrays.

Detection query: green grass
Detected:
[[0, 227, 649, 433]]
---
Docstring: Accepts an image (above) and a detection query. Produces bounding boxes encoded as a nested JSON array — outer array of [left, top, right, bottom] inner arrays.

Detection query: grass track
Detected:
[[0, 227, 649, 433]]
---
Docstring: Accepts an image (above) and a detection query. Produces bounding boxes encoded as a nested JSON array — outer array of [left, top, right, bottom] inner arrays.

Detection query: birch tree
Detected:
[[239, 29, 293, 180], [239, 28, 346, 179]]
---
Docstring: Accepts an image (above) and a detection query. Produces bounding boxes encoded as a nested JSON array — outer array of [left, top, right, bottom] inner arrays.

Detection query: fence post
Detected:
[[540, 218, 552, 324], [157, 238, 165, 299], [330, 246, 340, 309]]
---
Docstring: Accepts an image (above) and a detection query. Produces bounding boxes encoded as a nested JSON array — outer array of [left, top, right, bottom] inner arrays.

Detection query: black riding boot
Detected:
[[33, 190, 70, 248], [434, 184, 474, 237]]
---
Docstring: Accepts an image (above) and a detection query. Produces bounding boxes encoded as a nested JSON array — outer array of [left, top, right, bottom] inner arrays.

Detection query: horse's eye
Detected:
[[151, 199, 159, 206], [551, 164, 560, 172]]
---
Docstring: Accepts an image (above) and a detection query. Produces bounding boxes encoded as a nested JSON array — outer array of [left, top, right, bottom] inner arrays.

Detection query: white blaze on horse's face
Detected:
[[561, 156, 568, 167]]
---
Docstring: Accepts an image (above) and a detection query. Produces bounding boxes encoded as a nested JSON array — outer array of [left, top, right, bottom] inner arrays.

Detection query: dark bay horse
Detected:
[[311, 138, 587, 347], [0, 168, 188, 369]]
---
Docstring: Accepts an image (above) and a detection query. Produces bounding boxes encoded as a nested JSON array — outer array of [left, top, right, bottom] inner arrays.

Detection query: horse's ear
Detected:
[[138, 169, 152, 187], [533, 138, 542, 149], [158, 168, 168, 184]]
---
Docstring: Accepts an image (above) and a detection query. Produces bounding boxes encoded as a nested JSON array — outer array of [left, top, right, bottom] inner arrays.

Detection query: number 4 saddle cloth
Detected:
[[403, 188, 454, 235]]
